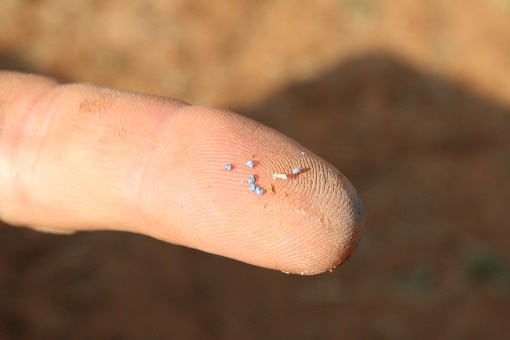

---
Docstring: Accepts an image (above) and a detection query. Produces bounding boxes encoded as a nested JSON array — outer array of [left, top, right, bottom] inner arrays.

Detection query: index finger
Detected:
[[0, 71, 363, 275]]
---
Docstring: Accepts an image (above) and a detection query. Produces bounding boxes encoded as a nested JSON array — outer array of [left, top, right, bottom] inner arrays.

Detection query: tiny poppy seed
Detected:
[[255, 187, 264, 196], [292, 167, 302, 175], [246, 160, 255, 168], [224, 163, 233, 171], [248, 175, 256, 184], [249, 183, 256, 192]]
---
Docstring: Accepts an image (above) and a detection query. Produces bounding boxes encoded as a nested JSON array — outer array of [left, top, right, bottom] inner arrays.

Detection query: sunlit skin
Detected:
[[0, 71, 363, 275]]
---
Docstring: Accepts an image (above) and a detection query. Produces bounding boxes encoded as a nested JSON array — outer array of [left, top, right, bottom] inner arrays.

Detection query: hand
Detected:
[[0, 71, 363, 275]]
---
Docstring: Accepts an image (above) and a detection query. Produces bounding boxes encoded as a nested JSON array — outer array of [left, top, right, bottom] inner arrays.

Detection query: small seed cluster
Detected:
[[224, 160, 302, 197], [246, 160, 264, 195]]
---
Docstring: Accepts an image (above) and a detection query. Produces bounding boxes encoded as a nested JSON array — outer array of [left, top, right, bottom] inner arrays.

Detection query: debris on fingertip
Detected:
[[223, 157, 307, 198], [273, 172, 288, 181], [273, 167, 305, 181], [267, 184, 274, 194]]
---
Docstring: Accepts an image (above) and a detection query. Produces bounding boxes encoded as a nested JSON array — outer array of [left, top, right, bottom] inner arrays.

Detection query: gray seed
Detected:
[[246, 160, 255, 168], [255, 187, 264, 196], [292, 167, 301, 175], [248, 175, 256, 184], [249, 183, 256, 192], [224, 163, 233, 171]]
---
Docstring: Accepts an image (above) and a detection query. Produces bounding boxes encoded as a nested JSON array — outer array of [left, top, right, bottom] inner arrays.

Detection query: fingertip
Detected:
[[255, 162, 364, 275], [138, 106, 364, 274], [295, 172, 364, 275]]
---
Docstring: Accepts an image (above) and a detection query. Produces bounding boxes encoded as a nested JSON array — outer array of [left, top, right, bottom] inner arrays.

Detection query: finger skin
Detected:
[[0, 71, 363, 275]]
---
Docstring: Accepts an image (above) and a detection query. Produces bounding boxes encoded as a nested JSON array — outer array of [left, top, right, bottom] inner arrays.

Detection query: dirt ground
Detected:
[[1, 1, 510, 339]]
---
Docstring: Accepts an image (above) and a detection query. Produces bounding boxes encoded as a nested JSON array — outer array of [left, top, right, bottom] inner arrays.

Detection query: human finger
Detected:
[[0, 71, 363, 274]]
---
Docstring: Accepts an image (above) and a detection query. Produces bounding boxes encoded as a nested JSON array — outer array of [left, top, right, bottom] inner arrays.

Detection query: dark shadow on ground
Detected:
[[0, 52, 69, 81], [0, 53, 36, 74], [1, 53, 510, 339]]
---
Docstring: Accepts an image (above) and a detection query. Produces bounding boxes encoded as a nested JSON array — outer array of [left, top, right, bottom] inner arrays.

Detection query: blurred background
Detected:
[[1, 1, 510, 339]]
